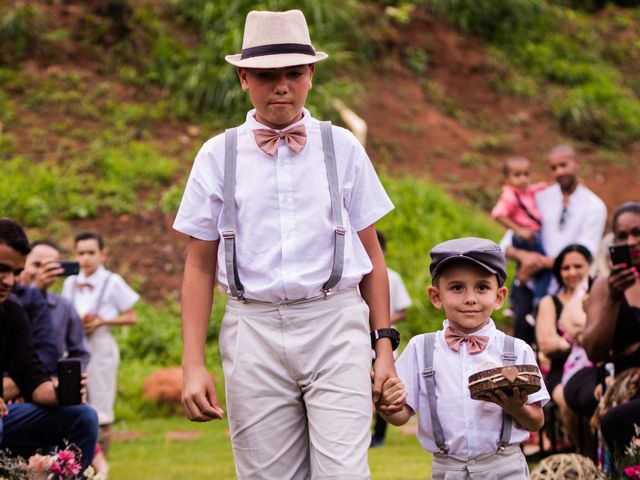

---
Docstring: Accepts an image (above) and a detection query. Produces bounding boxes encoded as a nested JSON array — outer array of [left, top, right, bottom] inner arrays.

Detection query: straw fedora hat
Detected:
[[225, 10, 328, 68]]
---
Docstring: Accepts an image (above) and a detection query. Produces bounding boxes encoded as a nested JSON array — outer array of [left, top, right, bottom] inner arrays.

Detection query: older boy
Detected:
[[379, 238, 549, 479], [174, 9, 397, 479]]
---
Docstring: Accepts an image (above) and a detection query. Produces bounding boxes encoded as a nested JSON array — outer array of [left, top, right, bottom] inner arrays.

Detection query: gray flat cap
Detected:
[[429, 237, 507, 286]]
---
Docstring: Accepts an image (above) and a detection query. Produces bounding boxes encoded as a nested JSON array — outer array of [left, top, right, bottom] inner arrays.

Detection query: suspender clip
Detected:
[[438, 444, 449, 455], [335, 226, 346, 235], [501, 352, 517, 362], [321, 288, 333, 299], [422, 368, 434, 378], [222, 229, 236, 239]]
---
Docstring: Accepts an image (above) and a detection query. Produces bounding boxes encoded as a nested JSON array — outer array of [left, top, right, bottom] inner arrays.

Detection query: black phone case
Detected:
[[59, 260, 80, 276], [609, 244, 632, 266], [57, 358, 82, 406]]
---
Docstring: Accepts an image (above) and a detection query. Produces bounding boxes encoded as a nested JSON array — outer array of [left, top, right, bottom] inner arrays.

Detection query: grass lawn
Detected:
[[109, 417, 431, 479]]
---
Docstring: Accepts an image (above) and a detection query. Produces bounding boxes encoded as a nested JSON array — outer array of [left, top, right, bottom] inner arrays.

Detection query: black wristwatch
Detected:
[[370, 328, 400, 351]]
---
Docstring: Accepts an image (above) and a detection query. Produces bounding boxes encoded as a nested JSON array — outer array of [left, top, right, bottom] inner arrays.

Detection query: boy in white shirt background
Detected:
[[173, 9, 398, 479], [379, 237, 549, 479], [371, 230, 412, 448], [61, 231, 139, 473]]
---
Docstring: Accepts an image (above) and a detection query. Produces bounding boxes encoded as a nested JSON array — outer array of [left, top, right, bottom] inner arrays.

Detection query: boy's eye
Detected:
[[451, 285, 464, 292], [286, 70, 303, 78], [477, 284, 489, 291], [256, 72, 275, 80]]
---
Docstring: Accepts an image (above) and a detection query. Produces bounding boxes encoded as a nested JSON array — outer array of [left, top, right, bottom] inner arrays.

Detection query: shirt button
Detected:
[[469, 459, 476, 466]]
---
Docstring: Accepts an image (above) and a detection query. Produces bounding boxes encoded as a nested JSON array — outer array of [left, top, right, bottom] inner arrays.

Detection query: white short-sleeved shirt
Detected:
[[173, 109, 394, 302], [395, 319, 550, 457], [61, 266, 139, 324], [388, 267, 412, 315]]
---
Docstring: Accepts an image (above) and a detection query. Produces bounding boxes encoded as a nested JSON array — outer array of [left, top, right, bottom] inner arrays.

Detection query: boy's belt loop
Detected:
[[221, 123, 346, 303]]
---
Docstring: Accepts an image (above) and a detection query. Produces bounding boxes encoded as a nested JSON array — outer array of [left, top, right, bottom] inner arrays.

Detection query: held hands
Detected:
[[182, 364, 224, 422], [377, 377, 407, 414]]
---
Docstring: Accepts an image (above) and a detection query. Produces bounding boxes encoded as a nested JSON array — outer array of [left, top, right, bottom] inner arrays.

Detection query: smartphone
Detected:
[[58, 260, 80, 277], [57, 358, 82, 406], [609, 243, 632, 267]]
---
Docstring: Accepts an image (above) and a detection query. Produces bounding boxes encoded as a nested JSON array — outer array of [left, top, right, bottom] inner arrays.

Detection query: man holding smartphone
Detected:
[[0, 219, 98, 470], [20, 240, 90, 370]]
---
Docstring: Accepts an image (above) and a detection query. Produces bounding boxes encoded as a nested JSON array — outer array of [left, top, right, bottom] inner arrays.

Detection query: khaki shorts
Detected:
[[220, 288, 372, 480], [431, 444, 529, 480]]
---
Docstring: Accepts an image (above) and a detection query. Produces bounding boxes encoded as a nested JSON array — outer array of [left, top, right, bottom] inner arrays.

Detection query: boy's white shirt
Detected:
[[61, 265, 139, 321], [395, 319, 550, 457], [174, 108, 394, 302], [388, 267, 412, 315]]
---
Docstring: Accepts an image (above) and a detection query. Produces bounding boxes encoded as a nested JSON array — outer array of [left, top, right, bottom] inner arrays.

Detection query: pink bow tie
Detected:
[[76, 282, 94, 293], [253, 125, 307, 156], [444, 326, 489, 354]]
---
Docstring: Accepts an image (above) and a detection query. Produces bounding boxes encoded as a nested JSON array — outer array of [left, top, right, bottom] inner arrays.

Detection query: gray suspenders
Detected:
[[499, 335, 517, 449], [221, 121, 345, 302], [422, 332, 517, 454]]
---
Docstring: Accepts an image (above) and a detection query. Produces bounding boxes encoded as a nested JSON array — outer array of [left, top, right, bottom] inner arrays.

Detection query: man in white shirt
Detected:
[[503, 144, 607, 343]]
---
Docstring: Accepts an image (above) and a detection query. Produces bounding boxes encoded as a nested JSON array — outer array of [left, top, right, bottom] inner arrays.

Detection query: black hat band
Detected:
[[241, 43, 316, 59]]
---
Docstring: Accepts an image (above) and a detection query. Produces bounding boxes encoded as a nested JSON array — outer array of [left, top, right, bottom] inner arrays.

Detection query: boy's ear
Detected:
[[494, 286, 508, 309], [237, 67, 249, 92], [427, 285, 443, 309]]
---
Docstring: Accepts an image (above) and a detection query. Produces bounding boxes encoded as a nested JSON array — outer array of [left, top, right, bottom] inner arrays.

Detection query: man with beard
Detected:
[[502, 144, 606, 344]]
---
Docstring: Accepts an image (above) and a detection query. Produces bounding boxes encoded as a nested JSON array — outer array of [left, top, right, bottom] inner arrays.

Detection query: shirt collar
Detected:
[[77, 265, 107, 284], [442, 318, 496, 336], [246, 108, 310, 132]]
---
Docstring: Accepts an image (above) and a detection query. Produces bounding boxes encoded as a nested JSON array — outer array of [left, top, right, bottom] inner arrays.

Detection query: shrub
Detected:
[[0, 4, 41, 65], [553, 83, 640, 147]]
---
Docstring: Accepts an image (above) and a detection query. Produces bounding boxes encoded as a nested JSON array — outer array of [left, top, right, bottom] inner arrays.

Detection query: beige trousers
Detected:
[[220, 289, 372, 480], [431, 444, 529, 480]]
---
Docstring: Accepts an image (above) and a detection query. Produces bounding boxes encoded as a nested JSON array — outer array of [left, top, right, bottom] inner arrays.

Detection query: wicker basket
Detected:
[[529, 453, 605, 479], [468, 364, 541, 400]]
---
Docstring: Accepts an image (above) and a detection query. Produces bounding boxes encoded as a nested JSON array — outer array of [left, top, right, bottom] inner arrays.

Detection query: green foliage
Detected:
[[0, 140, 179, 226], [423, 0, 551, 43], [553, 82, 640, 147], [423, 0, 640, 147], [402, 46, 429, 76], [0, 4, 41, 65]]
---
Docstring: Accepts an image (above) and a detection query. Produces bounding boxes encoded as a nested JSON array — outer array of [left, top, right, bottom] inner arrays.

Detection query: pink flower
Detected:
[[50, 460, 64, 475], [624, 465, 640, 479], [57, 449, 76, 463]]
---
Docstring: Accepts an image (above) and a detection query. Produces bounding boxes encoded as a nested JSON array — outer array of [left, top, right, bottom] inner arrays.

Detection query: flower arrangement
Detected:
[[622, 424, 640, 479], [0, 445, 104, 480]]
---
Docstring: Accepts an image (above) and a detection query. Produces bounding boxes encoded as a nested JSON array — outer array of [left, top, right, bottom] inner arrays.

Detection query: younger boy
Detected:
[[379, 238, 549, 479], [174, 9, 397, 479], [491, 156, 550, 303], [61, 231, 139, 461]]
